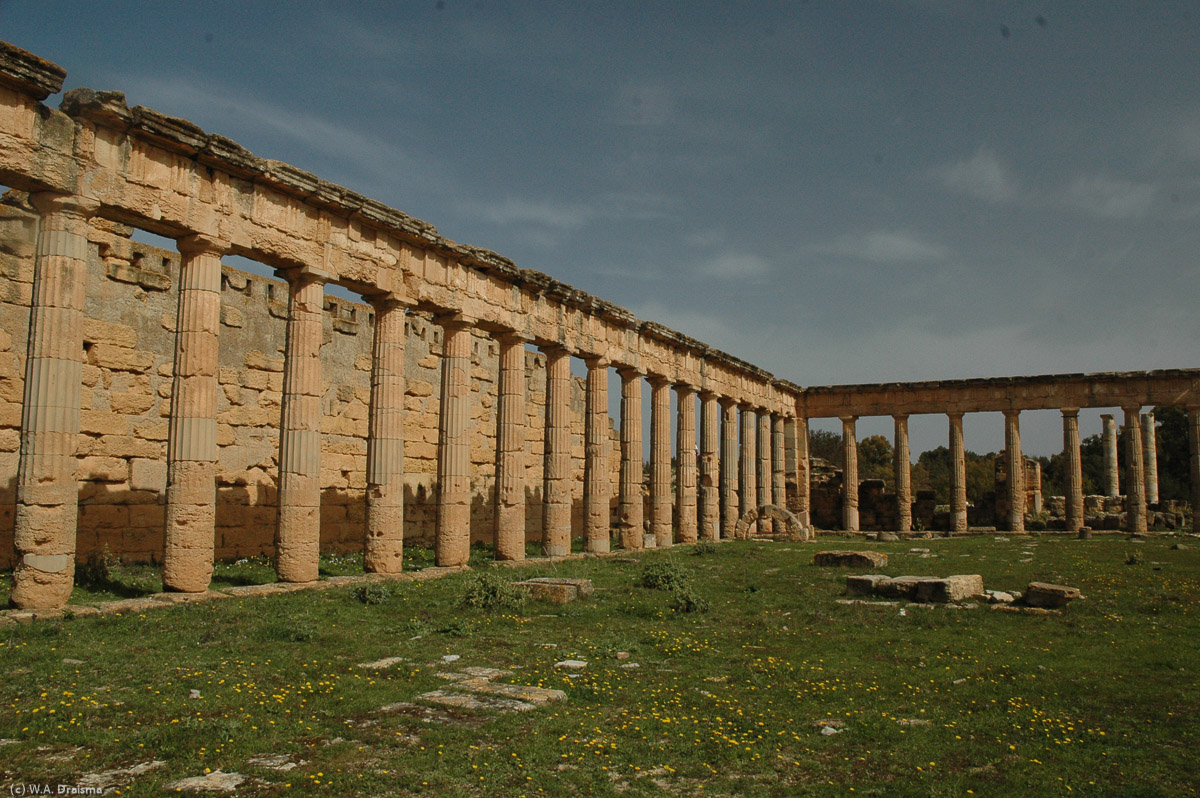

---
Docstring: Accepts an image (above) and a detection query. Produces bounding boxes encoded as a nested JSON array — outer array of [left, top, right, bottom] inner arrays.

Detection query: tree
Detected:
[[858, 434, 894, 487], [1153, 405, 1191, 502], [809, 429, 842, 468]]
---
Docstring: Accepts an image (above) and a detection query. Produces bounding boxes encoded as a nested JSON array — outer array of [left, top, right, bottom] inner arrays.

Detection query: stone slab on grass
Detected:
[[814, 550, 888, 569], [515, 577, 594, 603], [1024, 582, 1084, 608], [163, 770, 245, 793], [914, 575, 985, 603], [875, 575, 935, 599], [845, 574, 890, 596]]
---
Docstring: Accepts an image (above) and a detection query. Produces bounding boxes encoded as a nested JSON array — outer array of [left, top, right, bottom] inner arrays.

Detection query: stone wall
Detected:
[[0, 201, 621, 565]]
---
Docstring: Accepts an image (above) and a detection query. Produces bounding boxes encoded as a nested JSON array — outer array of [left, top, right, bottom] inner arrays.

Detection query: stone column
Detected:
[[1188, 407, 1200, 523], [675, 385, 698, 544], [1062, 408, 1084, 532], [841, 416, 859, 532], [697, 392, 720, 541], [893, 415, 912, 533], [1123, 406, 1147, 534], [435, 316, 473, 566], [617, 368, 644, 550], [771, 415, 786, 534], [161, 234, 229, 593], [757, 411, 772, 522], [719, 399, 739, 537], [648, 376, 672, 548], [1101, 414, 1119, 497], [1003, 410, 1025, 533], [543, 346, 572, 557], [363, 294, 410, 574], [948, 412, 968, 533], [275, 267, 328, 583], [794, 416, 811, 528], [740, 406, 758, 535], [1141, 412, 1159, 505], [494, 333, 527, 560], [583, 357, 611, 554], [11, 193, 98, 610]]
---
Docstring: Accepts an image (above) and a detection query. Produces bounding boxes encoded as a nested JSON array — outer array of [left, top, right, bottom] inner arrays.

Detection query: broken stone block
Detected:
[[875, 575, 934, 599], [1023, 582, 1083, 608], [845, 574, 890, 596], [813, 550, 888, 568], [515, 577, 594, 603], [914, 575, 984, 603]]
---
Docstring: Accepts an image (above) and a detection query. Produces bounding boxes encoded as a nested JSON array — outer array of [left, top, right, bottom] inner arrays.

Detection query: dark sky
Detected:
[[4, 1, 1198, 455]]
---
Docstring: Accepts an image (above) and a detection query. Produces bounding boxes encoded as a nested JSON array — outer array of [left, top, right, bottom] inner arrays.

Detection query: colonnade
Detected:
[[831, 405, 1193, 535]]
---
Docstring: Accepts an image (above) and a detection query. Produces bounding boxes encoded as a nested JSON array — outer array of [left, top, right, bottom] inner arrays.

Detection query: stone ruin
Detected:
[[0, 40, 1197, 610]]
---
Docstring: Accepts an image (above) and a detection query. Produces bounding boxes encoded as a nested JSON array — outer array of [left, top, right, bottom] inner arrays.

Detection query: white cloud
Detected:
[[932, 147, 1019, 203], [478, 198, 592, 231], [697, 252, 772, 279], [1061, 174, 1157, 219], [821, 230, 949, 265]]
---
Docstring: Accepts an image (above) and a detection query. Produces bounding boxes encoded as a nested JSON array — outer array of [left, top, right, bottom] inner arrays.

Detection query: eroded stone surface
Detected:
[[815, 551, 888, 569], [163, 770, 246, 793], [1024, 582, 1083, 608]]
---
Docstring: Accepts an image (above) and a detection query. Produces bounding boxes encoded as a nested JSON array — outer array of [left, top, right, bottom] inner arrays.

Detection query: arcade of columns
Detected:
[[803, 371, 1200, 537], [2, 42, 1199, 611], [0, 42, 802, 609]]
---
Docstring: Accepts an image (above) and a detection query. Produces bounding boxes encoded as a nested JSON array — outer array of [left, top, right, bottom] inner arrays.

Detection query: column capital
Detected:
[[539, 341, 571, 357], [892, 412, 910, 422], [947, 410, 964, 421], [1121, 404, 1142, 416], [28, 191, 100, 218], [698, 389, 719, 401], [435, 311, 477, 331], [646, 373, 670, 388], [616, 365, 644, 380], [1060, 407, 1080, 418], [1002, 408, 1021, 419], [675, 382, 696, 395], [492, 327, 530, 346], [839, 415, 857, 424], [367, 291, 416, 312], [280, 264, 334, 288], [177, 233, 232, 257]]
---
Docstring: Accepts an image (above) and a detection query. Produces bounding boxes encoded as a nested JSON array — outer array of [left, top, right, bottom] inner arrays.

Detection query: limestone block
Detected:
[[129, 457, 167, 491], [110, 391, 156, 415], [242, 370, 270, 390], [218, 368, 239, 385], [83, 319, 138, 348], [221, 306, 244, 328], [845, 574, 889, 596], [80, 364, 100, 386], [89, 344, 154, 373], [875, 575, 937, 599], [92, 435, 161, 459], [1024, 582, 1083, 609], [813, 550, 888, 569], [914, 575, 985, 603], [244, 350, 284, 372], [408, 380, 434, 397], [220, 405, 275, 427], [78, 456, 128, 482], [80, 410, 130, 436], [0, 428, 18, 452], [515, 577, 595, 603]]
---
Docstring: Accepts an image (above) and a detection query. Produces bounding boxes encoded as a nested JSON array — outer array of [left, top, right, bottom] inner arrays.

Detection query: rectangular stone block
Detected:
[[813, 550, 888, 569], [914, 574, 984, 603], [1024, 582, 1083, 608], [845, 574, 889, 596]]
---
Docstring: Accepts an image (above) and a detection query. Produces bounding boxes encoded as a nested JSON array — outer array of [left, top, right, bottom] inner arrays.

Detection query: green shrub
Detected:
[[668, 583, 711, 613], [692, 540, 719, 556], [352, 582, 392, 605], [461, 570, 527, 611], [639, 560, 694, 592], [76, 545, 119, 589]]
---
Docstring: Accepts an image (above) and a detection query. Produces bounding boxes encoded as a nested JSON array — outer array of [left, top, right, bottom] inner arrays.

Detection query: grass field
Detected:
[[1, 533, 1198, 797]]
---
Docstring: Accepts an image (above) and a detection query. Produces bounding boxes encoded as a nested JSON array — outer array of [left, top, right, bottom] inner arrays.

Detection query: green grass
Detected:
[[2, 534, 1199, 796]]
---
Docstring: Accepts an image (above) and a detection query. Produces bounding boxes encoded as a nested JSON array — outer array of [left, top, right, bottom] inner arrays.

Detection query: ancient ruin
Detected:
[[0, 40, 1198, 610]]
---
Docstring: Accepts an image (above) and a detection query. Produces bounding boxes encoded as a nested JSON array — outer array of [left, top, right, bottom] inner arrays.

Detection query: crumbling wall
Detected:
[[0, 207, 621, 565]]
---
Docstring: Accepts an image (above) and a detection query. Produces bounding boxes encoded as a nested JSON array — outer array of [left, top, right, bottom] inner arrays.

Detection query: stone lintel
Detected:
[[0, 41, 66, 100]]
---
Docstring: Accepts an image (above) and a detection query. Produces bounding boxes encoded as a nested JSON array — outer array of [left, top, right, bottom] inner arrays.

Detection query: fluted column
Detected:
[[649, 376, 672, 548], [771, 415, 785, 534], [719, 399, 739, 537], [11, 193, 98, 610], [698, 392, 720, 541], [794, 416, 810, 528], [894, 415, 911, 533], [1003, 410, 1025, 533], [1102, 414, 1119, 497], [1188, 407, 1200, 523], [841, 416, 859, 532], [617, 368, 644, 549], [543, 346, 572, 557], [435, 316, 473, 566], [676, 385, 698, 544], [494, 333, 527, 560], [757, 411, 772, 525], [1124, 406, 1147, 534], [949, 412, 967, 533], [276, 267, 328, 582], [740, 406, 758, 535], [163, 234, 230, 592], [1062, 408, 1084, 532], [1141, 412, 1159, 505], [583, 357, 611, 553], [363, 294, 410, 574]]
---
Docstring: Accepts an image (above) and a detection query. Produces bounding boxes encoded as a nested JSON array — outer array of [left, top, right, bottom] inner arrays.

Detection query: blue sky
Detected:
[[4, 1, 1198, 457]]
